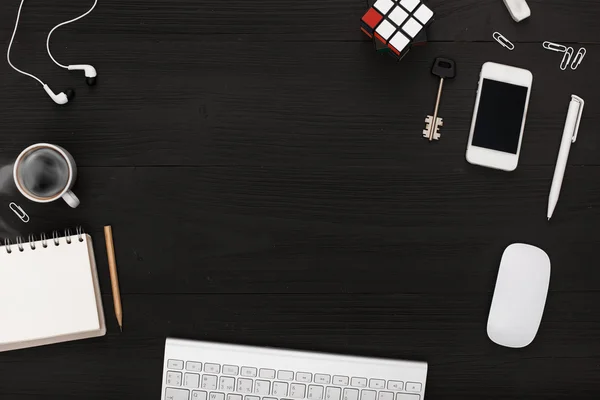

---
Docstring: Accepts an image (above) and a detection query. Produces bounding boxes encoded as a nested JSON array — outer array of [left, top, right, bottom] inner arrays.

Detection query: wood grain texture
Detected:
[[0, 0, 599, 399]]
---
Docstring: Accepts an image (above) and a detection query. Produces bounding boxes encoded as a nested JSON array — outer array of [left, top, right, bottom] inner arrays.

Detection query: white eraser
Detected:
[[503, 0, 531, 22]]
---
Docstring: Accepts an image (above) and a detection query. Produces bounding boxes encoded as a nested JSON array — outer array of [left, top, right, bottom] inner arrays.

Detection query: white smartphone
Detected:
[[466, 62, 533, 171]]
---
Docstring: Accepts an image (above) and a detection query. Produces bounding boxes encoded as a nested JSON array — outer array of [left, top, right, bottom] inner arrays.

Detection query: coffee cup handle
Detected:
[[62, 191, 80, 208]]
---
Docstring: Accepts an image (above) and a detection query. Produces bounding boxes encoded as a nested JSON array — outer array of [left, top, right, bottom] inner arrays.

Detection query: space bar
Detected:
[[165, 387, 189, 400]]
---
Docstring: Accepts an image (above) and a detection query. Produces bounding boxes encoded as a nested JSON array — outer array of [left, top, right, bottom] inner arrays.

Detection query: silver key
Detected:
[[423, 58, 456, 141]]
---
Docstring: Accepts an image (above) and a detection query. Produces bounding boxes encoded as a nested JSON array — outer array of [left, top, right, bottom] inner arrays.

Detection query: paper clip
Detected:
[[9, 202, 29, 223], [571, 47, 586, 70], [493, 32, 514, 51], [543, 41, 567, 53], [560, 47, 574, 71]]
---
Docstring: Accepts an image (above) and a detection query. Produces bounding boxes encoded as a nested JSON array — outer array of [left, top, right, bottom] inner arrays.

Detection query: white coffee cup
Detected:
[[13, 143, 80, 208]]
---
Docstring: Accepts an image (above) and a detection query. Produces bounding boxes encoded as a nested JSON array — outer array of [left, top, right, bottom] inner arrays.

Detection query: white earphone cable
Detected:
[[7, 0, 44, 86], [47, 0, 98, 69]]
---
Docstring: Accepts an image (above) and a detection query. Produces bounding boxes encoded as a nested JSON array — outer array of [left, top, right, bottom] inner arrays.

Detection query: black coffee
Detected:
[[18, 148, 69, 199]]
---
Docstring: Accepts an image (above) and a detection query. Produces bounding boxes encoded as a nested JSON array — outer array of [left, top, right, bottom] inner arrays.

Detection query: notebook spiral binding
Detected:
[[3, 226, 85, 254]]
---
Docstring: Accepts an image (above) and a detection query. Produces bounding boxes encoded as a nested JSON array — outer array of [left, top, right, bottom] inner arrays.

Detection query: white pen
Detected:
[[547, 95, 585, 221]]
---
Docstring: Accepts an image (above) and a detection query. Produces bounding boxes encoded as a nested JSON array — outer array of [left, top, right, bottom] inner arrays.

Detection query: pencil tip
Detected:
[[119, 325, 123, 332]]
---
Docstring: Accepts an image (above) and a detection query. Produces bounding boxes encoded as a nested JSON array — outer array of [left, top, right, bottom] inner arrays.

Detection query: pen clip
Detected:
[[571, 95, 584, 143]]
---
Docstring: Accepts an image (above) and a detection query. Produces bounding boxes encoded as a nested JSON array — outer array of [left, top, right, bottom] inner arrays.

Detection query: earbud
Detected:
[[68, 64, 97, 86], [43, 84, 75, 105]]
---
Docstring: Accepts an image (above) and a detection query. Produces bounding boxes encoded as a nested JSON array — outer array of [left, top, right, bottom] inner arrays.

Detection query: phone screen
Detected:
[[472, 79, 529, 154]]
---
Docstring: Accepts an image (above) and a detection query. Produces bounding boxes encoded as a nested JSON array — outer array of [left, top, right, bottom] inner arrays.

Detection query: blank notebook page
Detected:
[[0, 233, 105, 352]]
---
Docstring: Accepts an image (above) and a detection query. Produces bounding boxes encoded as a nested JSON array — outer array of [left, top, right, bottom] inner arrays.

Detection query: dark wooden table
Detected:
[[1, 0, 599, 398]]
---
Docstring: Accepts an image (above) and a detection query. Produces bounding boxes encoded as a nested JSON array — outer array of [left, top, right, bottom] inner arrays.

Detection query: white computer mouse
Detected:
[[487, 243, 550, 348], [503, 0, 531, 22]]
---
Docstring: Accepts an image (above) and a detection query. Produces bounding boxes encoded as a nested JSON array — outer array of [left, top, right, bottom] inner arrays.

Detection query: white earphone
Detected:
[[47, 0, 98, 86], [7, 0, 98, 105]]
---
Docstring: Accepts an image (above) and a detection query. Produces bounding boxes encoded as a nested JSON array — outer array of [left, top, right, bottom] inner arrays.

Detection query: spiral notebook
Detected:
[[0, 229, 106, 352]]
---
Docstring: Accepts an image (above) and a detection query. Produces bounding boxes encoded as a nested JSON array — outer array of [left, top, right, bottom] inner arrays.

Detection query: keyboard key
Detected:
[[167, 371, 183, 386], [168, 360, 185, 370], [210, 392, 225, 400], [368, 380, 385, 389], [263, 397, 277, 400], [325, 387, 341, 400], [387, 382, 403, 391], [193, 390, 208, 400], [273, 382, 289, 397], [396, 395, 420, 400], [333, 376, 349, 386], [296, 372, 312, 382], [255, 380, 271, 395], [227, 395, 242, 400], [185, 373, 201, 389], [350, 378, 367, 388], [223, 365, 240, 376], [237, 378, 253, 393], [205, 364, 221, 374], [360, 390, 376, 400], [405, 383, 421, 393], [278, 370, 294, 380], [290, 383, 307, 398], [202, 375, 218, 390], [245, 396, 260, 400], [165, 387, 190, 400], [187, 362, 203, 372], [308, 385, 324, 400], [315, 374, 330, 384], [343, 388, 359, 400], [259, 369, 276, 379], [378, 392, 393, 400], [220, 377, 236, 391], [241, 367, 258, 377]]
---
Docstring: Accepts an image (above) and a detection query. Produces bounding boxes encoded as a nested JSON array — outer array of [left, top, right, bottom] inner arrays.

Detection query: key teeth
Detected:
[[423, 115, 443, 140]]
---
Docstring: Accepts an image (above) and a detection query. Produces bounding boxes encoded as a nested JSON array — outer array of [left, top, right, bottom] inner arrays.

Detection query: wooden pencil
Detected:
[[103, 225, 123, 332]]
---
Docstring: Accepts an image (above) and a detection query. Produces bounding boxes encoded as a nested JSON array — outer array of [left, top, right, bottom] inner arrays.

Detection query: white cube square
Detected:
[[373, 0, 395, 14], [375, 19, 396, 41], [413, 4, 434, 24], [388, 6, 409, 26], [400, 0, 420, 12], [402, 17, 423, 38], [389, 31, 410, 52]]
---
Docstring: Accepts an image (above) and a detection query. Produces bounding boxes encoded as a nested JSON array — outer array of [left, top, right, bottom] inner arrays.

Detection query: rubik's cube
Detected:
[[361, 0, 434, 60]]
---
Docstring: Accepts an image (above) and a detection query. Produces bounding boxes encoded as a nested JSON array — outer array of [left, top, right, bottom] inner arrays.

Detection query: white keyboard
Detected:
[[161, 338, 428, 400]]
